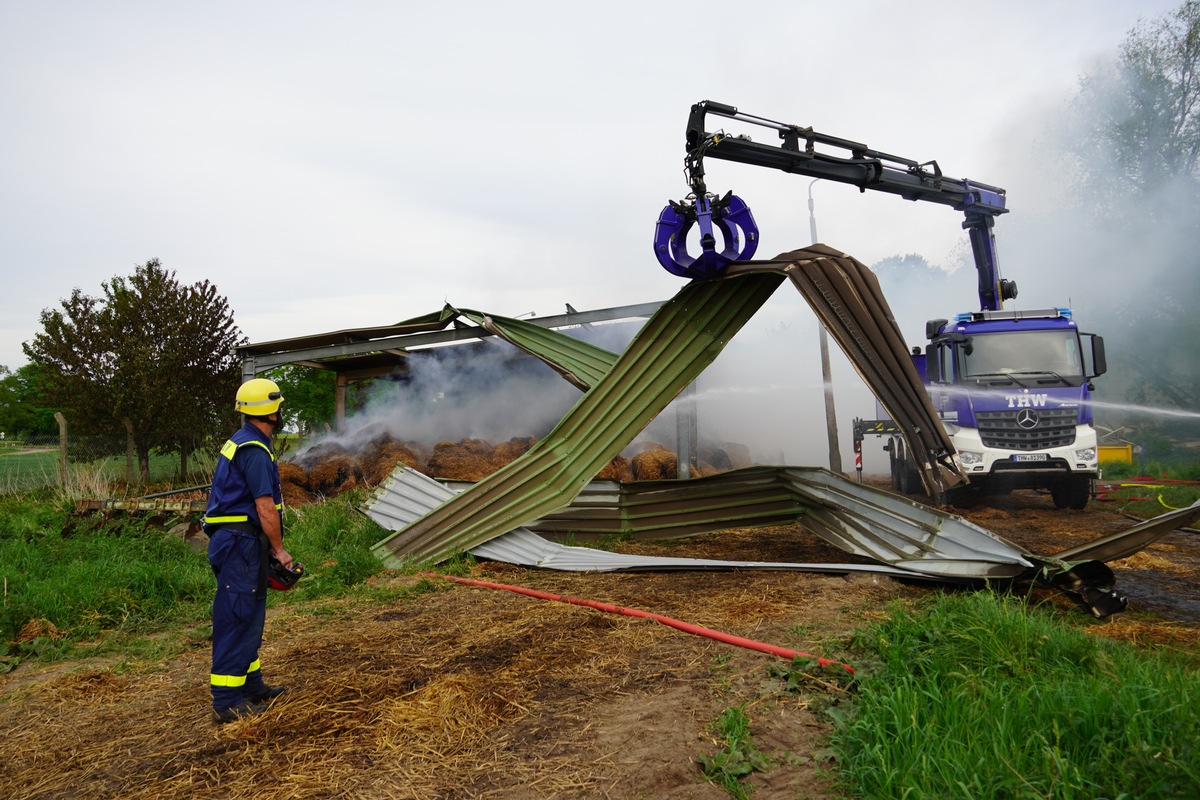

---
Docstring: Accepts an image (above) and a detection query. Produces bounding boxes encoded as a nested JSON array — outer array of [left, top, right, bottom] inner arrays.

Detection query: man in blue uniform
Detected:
[[204, 377, 294, 724]]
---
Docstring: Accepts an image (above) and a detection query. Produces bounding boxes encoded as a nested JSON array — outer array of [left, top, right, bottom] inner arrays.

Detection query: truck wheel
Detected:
[[945, 486, 978, 509], [1067, 475, 1091, 510], [1051, 476, 1091, 510]]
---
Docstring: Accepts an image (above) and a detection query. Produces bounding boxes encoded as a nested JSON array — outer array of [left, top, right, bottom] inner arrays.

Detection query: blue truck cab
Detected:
[[919, 308, 1107, 508]]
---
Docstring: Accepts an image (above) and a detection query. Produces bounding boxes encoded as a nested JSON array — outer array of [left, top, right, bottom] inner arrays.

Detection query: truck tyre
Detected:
[[889, 437, 910, 493], [1067, 475, 1091, 510], [1051, 475, 1091, 510], [945, 485, 978, 509]]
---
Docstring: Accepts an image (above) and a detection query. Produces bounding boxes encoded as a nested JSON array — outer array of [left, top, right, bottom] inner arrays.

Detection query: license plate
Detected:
[[1012, 454, 1047, 462]]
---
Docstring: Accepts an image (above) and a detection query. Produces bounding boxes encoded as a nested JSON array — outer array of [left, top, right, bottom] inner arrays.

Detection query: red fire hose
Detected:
[[429, 573, 855, 674]]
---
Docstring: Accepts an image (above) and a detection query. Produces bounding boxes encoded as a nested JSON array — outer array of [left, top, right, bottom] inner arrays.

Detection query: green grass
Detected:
[[0, 448, 211, 495], [0, 450, 60, 493], [830, 592, 1200, 799], [0, 488, 436, 673], [1095, 462, 1200, 518], [699, 704, 770, 799]]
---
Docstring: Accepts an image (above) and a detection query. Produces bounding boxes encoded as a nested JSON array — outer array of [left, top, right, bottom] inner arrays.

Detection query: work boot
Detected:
[[212, 699, 267, 725], [244, 684, 287, 704]]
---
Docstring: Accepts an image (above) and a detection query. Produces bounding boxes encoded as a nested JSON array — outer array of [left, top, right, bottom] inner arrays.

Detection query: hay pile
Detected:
[[425, 438, 510, 481], [277, 434, 687, 505], [629, 445, 720, 481]]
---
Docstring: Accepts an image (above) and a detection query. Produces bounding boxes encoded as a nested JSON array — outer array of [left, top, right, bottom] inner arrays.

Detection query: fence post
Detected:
[[54, 411, 68, 488]]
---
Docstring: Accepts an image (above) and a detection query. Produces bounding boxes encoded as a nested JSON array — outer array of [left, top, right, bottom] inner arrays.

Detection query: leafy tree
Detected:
[[269, 365, 339, 437], [1064, 1, 1200, 423], [23, 259, 245, 481], [1070, 1, 1200, 221], [0, 364, 58, 439]]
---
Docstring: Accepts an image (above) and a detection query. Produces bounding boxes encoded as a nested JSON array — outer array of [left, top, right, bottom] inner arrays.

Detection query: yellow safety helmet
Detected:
[[235, 378, 284, 416]]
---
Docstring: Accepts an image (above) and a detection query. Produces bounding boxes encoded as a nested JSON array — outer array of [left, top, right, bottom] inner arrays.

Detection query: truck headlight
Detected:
[[959, 451, 984, 466], [942, 422, 960, 436], [1074, 447, 1096, 461]]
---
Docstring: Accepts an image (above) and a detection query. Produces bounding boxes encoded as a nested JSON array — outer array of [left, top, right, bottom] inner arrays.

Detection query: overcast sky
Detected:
[[0, 0, 1174, 379]]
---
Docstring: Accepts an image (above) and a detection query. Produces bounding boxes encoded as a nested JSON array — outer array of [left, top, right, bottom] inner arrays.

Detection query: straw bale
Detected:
[[292, 439, 349, 466], [595, 454, 634, 482], [281, 480, 315, 508], [492, 436, 536, 466], [360, 437, 427, 485], [426, 438, 500, 480], [277, 461, 310, 490], [631, 447, 677, 480], [305, 453, 364, 497]]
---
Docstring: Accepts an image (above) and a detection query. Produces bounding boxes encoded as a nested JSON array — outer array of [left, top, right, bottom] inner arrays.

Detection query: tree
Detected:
[[0, 364, 58, 439], [1070, 0, 1200, 221], [23, 260, 245, 482], [1064, 1, 1200, 422], [269, 365, 338, 438]]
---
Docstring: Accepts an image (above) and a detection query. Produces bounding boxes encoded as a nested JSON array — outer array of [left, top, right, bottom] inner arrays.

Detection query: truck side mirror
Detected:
[[924, 344, 942, 382], [1083, 334, 1107, 377]]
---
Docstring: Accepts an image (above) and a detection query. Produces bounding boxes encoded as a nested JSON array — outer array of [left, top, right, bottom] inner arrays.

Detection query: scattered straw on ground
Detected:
[[3, 490, 1197, 799]]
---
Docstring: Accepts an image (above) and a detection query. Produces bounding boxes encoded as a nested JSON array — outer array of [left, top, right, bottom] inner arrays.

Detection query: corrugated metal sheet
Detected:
[[370, 270, 784, 566], [241, 306, 467, 354], [358, 243, 1198, 600], [364, 467, 936, 578], [725, 245, 962, 495], [470, 528, 932, 578], [1052, 501, 1200, 563], [372, 246, 963, 566], [454, 307, 617, 391], [365, 465, 1034, 580]]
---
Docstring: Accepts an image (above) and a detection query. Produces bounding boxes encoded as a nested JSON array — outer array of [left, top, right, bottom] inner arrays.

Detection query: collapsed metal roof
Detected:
[[369, 245, 963, 565], [365, 464, 1200, 581], [359, 244, 1200, 615], [366, 465, 1035, 581]]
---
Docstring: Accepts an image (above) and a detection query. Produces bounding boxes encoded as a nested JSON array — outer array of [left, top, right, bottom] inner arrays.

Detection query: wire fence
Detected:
[[0, 434, 216, 497]]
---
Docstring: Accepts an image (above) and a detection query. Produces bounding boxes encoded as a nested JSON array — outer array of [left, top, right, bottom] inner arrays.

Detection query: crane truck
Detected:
[[653, 100, 1107, 509]]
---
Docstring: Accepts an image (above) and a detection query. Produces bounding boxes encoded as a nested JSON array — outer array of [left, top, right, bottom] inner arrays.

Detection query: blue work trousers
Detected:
[[208, 527, 270, 710]]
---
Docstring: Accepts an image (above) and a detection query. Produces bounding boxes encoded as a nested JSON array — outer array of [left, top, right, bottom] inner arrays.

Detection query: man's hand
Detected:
[[272, 547, 294, 570]]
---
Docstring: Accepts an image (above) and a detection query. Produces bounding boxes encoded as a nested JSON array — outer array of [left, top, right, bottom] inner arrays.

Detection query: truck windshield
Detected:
[[959, 330, 1084, 384]]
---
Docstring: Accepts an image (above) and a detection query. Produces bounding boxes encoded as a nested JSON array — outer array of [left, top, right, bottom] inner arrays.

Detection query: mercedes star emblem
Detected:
[[1016, 408, 1040, 429]]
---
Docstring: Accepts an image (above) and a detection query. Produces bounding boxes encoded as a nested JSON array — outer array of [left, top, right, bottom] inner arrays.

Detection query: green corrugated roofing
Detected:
[[372, 271, 783, 565], [371, 245, 963, 566], [453, 307, 617, 390]]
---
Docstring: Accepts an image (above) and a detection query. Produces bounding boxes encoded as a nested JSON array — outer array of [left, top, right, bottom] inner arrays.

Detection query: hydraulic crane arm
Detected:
[[657, 100, 1017, 311]]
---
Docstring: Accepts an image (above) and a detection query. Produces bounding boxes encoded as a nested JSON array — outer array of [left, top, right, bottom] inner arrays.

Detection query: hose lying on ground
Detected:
[[428, 573, 855, 674]]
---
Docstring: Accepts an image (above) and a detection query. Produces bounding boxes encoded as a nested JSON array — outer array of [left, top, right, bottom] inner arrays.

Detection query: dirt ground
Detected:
[[2, 482, 1197, 800]]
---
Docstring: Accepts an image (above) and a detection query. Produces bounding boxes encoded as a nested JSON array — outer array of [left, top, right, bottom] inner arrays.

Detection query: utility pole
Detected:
[[808, 179, 843, 473]]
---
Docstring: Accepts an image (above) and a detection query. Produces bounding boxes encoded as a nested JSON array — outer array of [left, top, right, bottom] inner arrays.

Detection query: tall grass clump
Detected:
[[274, 491, 391, 599], [831, 592, 1199, 799], [0, 486, 413, 665], [0, 500, 213, 646]]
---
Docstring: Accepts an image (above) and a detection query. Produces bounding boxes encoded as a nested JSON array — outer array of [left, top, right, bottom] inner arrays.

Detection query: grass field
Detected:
[[0, 447, 205, 495]]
